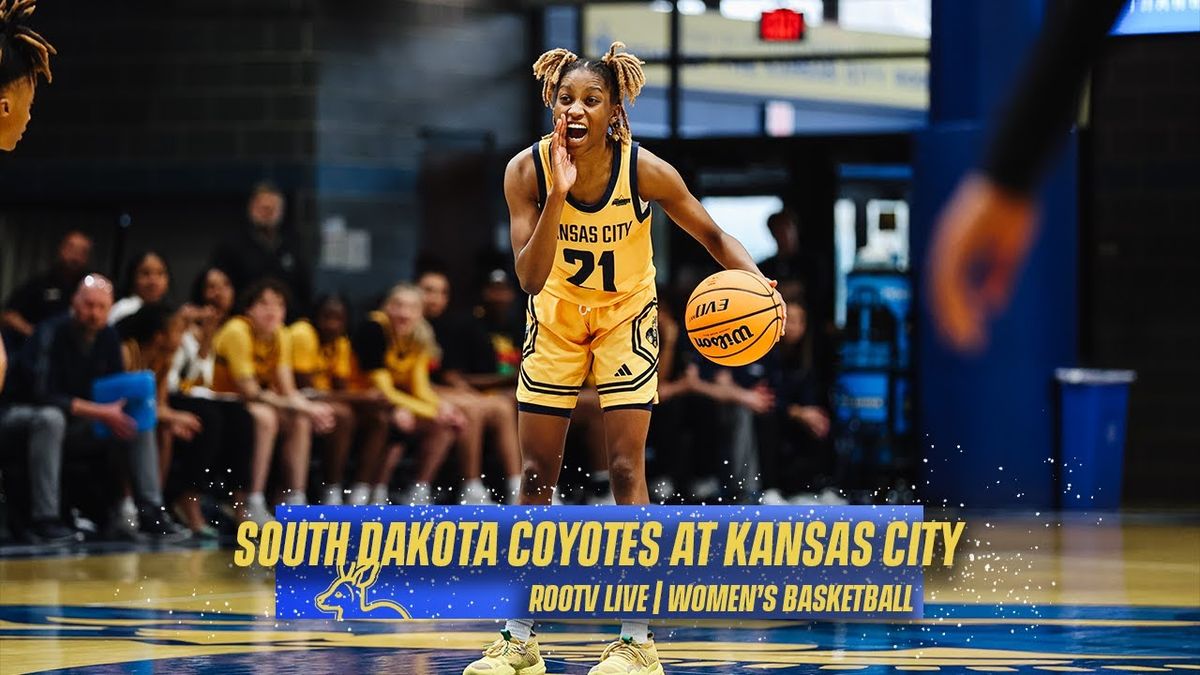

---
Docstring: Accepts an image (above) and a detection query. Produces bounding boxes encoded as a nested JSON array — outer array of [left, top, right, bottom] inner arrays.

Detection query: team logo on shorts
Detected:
[[646, 316, 659, 348]]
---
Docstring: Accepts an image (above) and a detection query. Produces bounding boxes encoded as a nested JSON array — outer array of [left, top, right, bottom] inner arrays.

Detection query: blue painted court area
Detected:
[[2, 603, 1197, 674], [2, 515, 1197, 673]]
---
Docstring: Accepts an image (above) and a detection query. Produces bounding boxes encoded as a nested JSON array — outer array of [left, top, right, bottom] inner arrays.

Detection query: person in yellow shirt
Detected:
[[211, 279, 335, 523], [289, 294, 389, 506], [352, 283, 465, 505]]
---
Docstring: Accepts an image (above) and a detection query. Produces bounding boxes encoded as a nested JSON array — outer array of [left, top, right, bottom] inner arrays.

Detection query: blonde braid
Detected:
[[0, 0, 56, 84], [532, 47, 578, 107], [600, 42, 645, 144]]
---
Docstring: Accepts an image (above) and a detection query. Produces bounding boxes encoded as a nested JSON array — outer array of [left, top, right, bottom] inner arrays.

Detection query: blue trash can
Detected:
[[1055, 368, 1136, 510], [92, 370, 158, 438]]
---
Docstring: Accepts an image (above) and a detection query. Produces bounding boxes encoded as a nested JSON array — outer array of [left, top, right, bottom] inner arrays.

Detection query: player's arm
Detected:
[[637, 148, 762, 277], [506, 118, 574, 295], [981, 0, 1127, 194]]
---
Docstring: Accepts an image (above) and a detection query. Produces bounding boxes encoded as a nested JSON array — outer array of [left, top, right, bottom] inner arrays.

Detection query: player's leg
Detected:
[[589, 287, 664, 675], [601, 408, 651, 504], [436, 387, 493, 504], [465, 296, 584, 675], [348, 402, 389, 505], [319, 400, 355, 504], [517, 411, 571, 505], [482, 390, 523, 502], [242, 401, 279, 523], [278, 409, 312, 505]]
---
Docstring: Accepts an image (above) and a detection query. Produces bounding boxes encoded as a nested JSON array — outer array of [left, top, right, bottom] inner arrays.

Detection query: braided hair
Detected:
[[0, 0, 55, 89], [532, 41, 645, 144]]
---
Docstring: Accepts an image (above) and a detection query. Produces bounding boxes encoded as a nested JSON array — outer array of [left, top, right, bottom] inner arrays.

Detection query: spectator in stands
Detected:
[[643, 287, 772, 503], [354, 283, 466, 505], [0, 275, 186, 542], [109, 250, 171, 325], [758, 210, 828, 316], [1, 230, 93, 348], [756, 300, 837, 506], [210, 182, 313, 319], [290, 294, 391, 506], [418, 267, 522, 504], [116, 304, 230, 538], [166, 266, 255, 530], [209, 279, 335, 523], [472, 268, 525, 382], [0, 337, 6, 393], [172, 266, 236, 395]]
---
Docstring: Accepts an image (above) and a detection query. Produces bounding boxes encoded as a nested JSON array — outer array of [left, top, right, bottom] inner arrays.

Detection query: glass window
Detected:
[[700, 196, 785, 263]]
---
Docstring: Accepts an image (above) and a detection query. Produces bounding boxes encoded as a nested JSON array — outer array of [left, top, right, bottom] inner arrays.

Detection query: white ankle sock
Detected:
[[620, 620, 649, 644], [504, 618, 535, 641], [507, 475, 522, 498]]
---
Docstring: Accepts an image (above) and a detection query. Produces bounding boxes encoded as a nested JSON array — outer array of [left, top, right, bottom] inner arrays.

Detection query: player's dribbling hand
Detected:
[[549, 115, 577, 195], [928, 173, 1038, 353]]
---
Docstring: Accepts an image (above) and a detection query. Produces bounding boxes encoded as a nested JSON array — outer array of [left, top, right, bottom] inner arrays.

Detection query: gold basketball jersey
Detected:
[[531, 138, 655, 308]]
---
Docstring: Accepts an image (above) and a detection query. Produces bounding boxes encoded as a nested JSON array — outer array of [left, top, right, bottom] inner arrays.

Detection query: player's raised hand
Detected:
[[928, 173, 1038, 352], [549, 115, 577, 195]]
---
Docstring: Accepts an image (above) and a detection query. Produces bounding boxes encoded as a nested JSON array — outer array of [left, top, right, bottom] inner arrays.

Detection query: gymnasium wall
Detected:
[[0, 0, 528, 313], [1085, 34, 1200, 505]]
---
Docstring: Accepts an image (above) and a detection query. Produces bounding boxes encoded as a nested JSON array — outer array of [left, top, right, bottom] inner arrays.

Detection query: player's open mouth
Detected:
[[566, 123, 587, 141]]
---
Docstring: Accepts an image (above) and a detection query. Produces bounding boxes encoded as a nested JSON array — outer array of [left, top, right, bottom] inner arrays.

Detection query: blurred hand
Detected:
[[391, 407, 417, 434], [307, 401, 337, 434], [169, 411, 203, 441], [99, 400, 137, 440], [681, 363, 701, 391], [928, 173, 1038, 353], [739, 384, 775, 415], [789, 404, 831, 439], [437, 401, 467, 430]]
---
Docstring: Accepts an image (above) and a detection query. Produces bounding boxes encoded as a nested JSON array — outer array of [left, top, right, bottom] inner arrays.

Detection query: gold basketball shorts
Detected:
[[516, 284, 659, 415]]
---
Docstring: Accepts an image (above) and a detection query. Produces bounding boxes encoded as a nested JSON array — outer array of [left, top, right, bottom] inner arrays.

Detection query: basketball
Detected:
[[685, 269, 784, 366]]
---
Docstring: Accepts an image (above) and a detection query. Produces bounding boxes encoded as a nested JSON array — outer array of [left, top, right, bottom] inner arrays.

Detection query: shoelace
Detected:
[[599, 638, 652, 667], [483, 637, 527, 658]]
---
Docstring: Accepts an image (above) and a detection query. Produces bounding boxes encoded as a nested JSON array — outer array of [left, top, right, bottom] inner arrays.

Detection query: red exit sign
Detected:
[[760, 8, 806, 41]]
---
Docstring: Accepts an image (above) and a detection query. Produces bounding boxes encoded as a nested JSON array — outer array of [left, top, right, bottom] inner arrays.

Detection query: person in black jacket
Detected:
[[0, 275, 187, 543], [210, 182, 313, 320]]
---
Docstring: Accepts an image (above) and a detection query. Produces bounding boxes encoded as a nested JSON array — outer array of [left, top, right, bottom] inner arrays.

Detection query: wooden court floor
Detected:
[[0, 512, 1197, 674]]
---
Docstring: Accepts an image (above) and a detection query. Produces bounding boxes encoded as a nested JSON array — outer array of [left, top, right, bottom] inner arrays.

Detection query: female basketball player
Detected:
[[464, 42, 778, 675], [0, 0, 54, 151]]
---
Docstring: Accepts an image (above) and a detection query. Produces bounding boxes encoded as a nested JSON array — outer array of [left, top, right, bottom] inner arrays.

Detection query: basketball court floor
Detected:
[[1, 512, 1197, 674]]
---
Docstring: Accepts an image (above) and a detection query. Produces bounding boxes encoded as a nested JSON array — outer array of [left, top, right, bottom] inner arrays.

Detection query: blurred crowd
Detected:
[[0, 182, 838, 546]]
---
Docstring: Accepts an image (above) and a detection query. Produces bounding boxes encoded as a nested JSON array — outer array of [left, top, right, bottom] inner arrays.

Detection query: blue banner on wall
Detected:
[[250, 506, 939, 621]]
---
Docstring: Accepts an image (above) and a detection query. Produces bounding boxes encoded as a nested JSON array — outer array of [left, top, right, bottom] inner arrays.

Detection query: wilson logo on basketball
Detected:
[[693, 324, 753, 350]]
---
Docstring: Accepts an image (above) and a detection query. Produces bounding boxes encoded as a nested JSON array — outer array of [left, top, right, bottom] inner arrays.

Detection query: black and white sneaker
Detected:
[[28, 519, 82, 545], [138, 506, 192, 542]]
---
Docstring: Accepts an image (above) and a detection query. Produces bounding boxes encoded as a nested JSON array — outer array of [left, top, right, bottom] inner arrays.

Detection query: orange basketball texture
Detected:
[[685, 270, 783, 366]]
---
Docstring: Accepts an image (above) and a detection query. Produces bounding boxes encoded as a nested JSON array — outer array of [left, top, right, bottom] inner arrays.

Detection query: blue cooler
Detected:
[[92, 370, 158, 438], [1055, 368, 1136, 510]]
